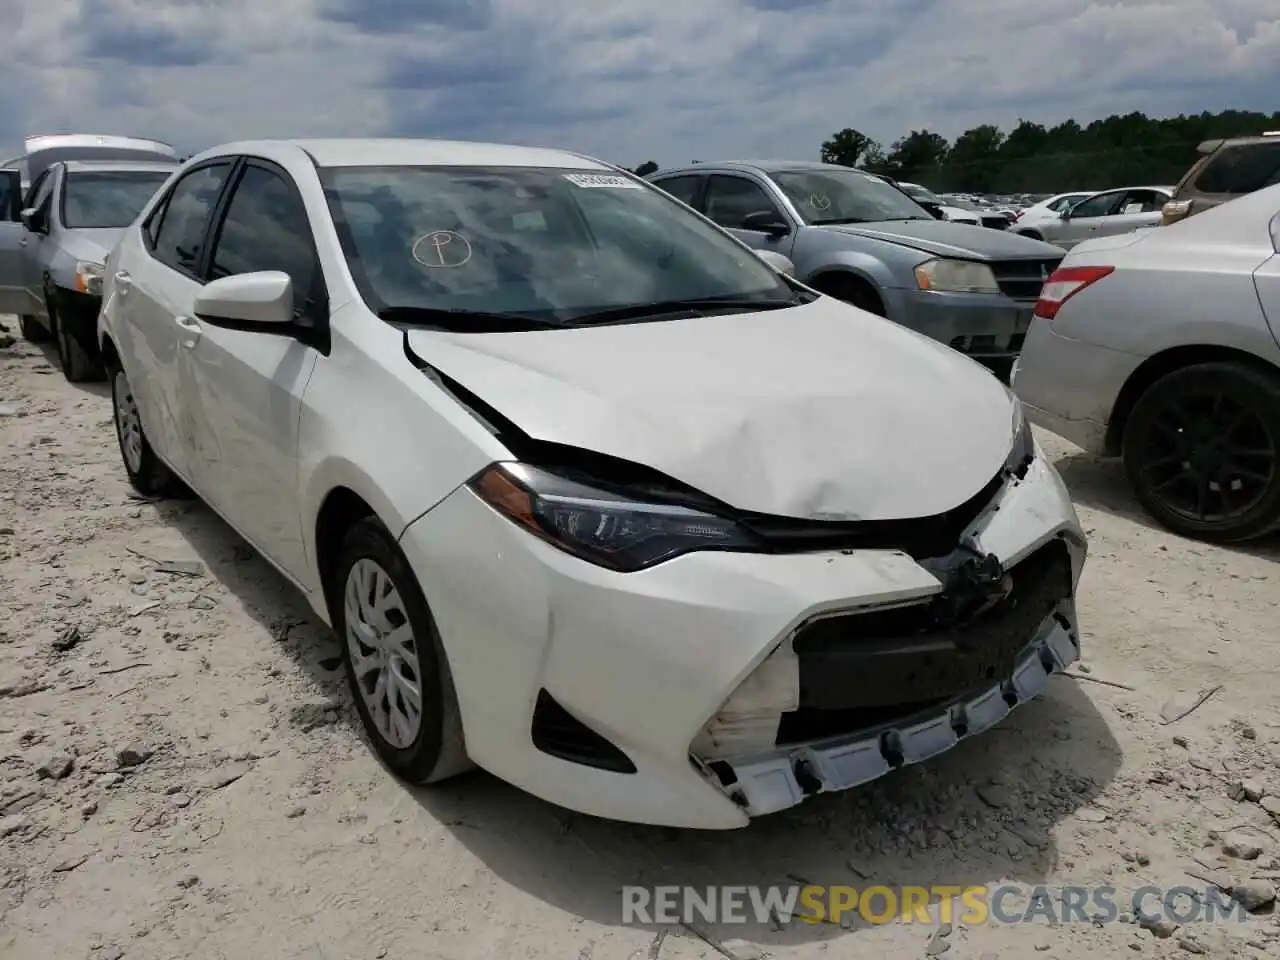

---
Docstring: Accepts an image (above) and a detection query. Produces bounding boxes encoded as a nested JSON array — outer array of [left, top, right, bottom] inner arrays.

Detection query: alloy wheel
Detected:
[[1135, 387, 1276, 523], [343, 558, 423, 749], [113, 371, 145, 475]]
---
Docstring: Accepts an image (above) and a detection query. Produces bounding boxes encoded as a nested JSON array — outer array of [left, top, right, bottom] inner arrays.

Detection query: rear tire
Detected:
[[332, 518, 471, 784], [1122, 361, 1280, 543], [19, 314, 49, 342], [815, 273, 886, 317], [106, 356, 180, 497]]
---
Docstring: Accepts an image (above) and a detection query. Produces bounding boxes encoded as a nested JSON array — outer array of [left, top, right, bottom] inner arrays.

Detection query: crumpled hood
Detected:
[[59, 228, 125, 265], [406, 297, 1018, 521], [823, 219, 1065, 260]]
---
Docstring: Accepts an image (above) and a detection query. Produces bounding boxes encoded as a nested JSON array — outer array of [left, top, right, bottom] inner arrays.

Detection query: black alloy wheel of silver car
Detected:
[[106, 356, 180, 498], [1122, 361, 1280, 543], [330, 517, 471, 784]]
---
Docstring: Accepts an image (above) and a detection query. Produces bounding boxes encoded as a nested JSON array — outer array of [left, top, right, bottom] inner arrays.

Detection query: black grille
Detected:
[[737, 469, 1005, 561], [990, 257, 1062, 301], [788, 539, 1072, 722], [981, 215, 1009, 230], [531, 690, 636, 773]]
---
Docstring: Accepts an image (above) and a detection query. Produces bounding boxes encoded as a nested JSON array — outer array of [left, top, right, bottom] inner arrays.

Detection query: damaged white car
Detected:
[[98, 138, 1087, 829]]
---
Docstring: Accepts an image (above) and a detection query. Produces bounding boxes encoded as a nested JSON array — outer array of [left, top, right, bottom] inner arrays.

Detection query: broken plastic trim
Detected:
[[702, 612, 1079, 818]]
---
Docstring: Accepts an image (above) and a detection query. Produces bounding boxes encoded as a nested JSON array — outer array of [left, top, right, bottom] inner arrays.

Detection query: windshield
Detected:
[[61, 171, 171, 229], [321, 165, 795, 329], [770, 169, 933, 224]]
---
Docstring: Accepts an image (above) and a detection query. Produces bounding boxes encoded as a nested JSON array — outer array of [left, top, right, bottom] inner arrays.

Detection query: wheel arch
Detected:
[[806, 267, 888, 313], [1105, 344, 1280, 455]]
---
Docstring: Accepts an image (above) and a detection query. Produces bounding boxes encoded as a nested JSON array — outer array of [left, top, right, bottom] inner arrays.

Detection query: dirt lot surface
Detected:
[[1, 318, 1278, 960]]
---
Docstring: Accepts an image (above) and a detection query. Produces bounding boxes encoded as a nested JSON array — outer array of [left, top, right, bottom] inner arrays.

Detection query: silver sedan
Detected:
[[1012, 183, 1280, 542]]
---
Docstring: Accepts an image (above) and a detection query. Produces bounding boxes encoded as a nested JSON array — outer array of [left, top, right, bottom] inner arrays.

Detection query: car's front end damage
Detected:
[[395, 302, 1087, 828], [689, 450, 1084, 818]]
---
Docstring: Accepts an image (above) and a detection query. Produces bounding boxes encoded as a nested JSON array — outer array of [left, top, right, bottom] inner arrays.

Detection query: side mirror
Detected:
[[194, 271, 294, 329], [19, 207, 46, 233], [754, 249, 795, 276], [740, 210, 791, 236]]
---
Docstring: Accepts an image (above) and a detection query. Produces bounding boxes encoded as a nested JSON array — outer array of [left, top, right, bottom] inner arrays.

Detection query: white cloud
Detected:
[[0, 0, 1276, 166]]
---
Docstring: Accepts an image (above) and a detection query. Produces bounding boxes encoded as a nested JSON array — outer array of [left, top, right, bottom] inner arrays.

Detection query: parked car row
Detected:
[[0, 135, 180, 379], [1, 132, 1090, 829]]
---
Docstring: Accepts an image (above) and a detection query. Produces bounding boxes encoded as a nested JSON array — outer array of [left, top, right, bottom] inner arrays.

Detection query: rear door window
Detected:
[[1193, 142, 1280, 195], [652, 175, 701, 206]]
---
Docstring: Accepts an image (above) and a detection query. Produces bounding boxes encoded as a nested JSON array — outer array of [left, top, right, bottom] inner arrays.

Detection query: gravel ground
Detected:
[[1, 318, 1278, 960]]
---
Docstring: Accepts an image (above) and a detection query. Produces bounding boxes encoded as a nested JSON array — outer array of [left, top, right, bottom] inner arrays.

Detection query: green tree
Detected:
[[943, 124, 1005, 192], [633, 160, 659, 176], [883, 130, 950, 183], [820, 128, 879, 167], [821, 108, 1280, 194]]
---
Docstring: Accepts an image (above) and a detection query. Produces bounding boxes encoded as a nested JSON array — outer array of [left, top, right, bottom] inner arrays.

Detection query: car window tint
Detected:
[[208, 164, 316, 315], [152, 163, 232, 276], [1194, 142, 1280, 195], [703, 175, 779, 229], [1068, 192, 1120, 218], [653, 175, 700, 205]]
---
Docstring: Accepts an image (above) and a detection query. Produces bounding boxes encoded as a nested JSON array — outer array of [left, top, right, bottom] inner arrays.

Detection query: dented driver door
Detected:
[[0, 169, 28, 315]]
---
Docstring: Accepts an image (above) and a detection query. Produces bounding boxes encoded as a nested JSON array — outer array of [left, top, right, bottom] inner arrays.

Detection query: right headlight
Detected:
[[913, 258, 1000, 294], [469, 462, 760, 571]]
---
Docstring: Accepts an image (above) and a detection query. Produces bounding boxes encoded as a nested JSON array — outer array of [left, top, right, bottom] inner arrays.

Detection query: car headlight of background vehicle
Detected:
[[913, 258, 1000, 294], [74, 260, 104, 296], [469, 463, 759, 571]]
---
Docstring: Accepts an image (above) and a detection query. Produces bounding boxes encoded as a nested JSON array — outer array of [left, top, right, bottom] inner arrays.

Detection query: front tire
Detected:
[[107, 357, 178, 497], [816, 274, 886, 317], [333, 518, 470, 784], [49, 290, 103, 382], [1122, 361, 1280, 542], [19, 314, 49, 342]]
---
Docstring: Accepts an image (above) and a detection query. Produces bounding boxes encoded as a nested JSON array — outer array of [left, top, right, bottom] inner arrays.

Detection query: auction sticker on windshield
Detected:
[[563, 173, 642, 189]]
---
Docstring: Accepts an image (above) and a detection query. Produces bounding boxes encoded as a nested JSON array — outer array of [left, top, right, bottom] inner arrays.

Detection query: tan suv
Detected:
[[1162, 131, 1280, 225]]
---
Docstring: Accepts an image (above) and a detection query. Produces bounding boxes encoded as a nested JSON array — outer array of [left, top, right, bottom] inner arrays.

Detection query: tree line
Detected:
[[632, 109, 1280, 195]]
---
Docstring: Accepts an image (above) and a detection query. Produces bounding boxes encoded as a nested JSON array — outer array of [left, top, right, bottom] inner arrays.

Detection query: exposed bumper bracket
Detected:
[[723, 616, 1078, 818]]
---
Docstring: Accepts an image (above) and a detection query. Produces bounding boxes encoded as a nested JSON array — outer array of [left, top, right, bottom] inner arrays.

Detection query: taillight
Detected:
[[1014, 210, 1024, 221], [1033, 265, 1114, 320]]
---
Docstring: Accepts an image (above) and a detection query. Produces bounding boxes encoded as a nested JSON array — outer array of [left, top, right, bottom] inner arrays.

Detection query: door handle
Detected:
[[18, 238, 26, 247], [114, 270, 132, 296], [175, 314, 201, 347]]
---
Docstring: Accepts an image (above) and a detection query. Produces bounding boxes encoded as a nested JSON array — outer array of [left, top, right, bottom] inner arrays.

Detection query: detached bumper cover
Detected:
[[717, 616, 1077, 817]]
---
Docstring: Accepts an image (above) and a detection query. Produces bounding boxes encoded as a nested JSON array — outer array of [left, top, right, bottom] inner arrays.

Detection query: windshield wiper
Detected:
[[565, 295, 803, 326], [809, 216, 871, 225], [378, 306, 563, 332]]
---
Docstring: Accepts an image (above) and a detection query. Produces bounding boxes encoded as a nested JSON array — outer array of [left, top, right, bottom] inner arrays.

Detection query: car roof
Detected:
[[61, 159, 178, 174], [21, 133, 177, 156], [654, 159, 878, 177], [190, 137, 612, 171]]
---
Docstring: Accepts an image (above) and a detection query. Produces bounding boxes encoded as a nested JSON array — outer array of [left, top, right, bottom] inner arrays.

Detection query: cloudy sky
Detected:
[[3, 0, 1279, 167]]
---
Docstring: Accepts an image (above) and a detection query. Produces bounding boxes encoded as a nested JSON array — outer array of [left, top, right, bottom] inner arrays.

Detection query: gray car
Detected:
[[647, 161, 1066, 367], [0, 158, 177, 380]]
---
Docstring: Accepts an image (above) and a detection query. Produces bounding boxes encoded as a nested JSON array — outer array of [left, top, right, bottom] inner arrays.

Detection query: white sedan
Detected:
[[98, 137, 1086, 829], [1013, 182, 1280, 543]]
